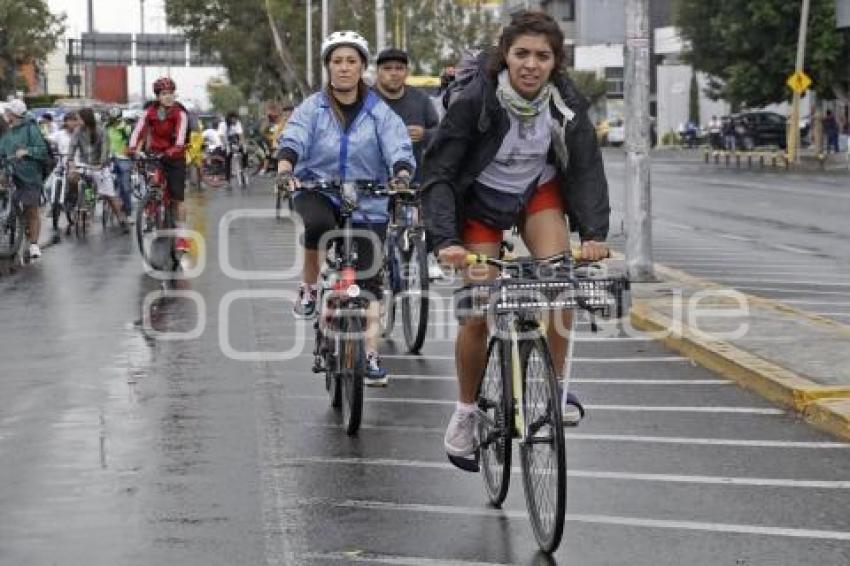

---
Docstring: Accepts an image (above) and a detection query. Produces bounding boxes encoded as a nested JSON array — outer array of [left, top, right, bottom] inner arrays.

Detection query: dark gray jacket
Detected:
[[420, 58, 610, 252]]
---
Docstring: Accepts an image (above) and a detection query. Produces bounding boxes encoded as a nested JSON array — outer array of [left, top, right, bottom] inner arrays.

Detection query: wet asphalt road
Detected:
[[1, 170, 849, 565], [605, 151, 850, 324]]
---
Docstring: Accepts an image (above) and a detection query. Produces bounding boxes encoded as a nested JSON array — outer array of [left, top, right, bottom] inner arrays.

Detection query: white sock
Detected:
[[456, 401, 476, 414]]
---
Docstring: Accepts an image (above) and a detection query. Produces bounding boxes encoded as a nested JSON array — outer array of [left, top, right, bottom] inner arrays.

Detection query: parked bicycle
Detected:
[[378, 183, 429, 353], [456, 250, 628, 553]]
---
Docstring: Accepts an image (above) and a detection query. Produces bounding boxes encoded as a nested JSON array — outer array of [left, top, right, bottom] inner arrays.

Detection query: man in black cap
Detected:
[[374, 48, 439, 182]]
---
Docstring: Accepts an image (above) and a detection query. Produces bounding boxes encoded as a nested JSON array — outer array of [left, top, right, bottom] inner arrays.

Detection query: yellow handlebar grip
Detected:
[[466, 253, 484, 264]]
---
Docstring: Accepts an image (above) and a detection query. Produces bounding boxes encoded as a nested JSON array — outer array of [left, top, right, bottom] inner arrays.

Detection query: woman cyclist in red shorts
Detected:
[[421, 10, 611, 468]]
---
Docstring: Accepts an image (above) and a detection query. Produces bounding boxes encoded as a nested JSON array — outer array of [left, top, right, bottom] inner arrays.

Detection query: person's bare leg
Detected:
[[302, 249, 321, 285], [520, 208, 571, 377], [456, 241, 500, 403], [25, 207, 41, 244]]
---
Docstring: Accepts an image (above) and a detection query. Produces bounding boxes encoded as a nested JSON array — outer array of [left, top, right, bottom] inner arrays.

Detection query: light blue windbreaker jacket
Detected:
[[277, 89, 415, 182]]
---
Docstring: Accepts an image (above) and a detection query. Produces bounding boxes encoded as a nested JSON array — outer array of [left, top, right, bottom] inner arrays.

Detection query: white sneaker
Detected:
[[28, 243, 41, 260], [444, 408, 477, 457], [428, 255, 444, 280]]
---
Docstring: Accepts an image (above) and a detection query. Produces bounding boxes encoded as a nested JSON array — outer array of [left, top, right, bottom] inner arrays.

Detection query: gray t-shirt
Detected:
[[476, 106, 556, 196], [378, 86, 439, 180]]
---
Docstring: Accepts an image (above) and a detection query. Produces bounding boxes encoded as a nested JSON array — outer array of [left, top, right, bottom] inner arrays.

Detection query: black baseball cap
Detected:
[[377, 48, 409, 66]]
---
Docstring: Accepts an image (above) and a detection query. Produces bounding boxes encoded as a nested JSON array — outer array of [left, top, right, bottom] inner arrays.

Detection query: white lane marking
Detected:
[[287, 395, 784, 414], [381, 354, 689, 363], [301, 422, 850, 448], [285, 456, 850, 489], [732, 286, 850, 296], [300, 552, 506, 566], [810, 312, 850, 317], [387, 374, 731, 385], [565, 433, 850, 448], [706, 278, 850, 287], [299, 498, 850, 540], [780, 300, 850, 306]]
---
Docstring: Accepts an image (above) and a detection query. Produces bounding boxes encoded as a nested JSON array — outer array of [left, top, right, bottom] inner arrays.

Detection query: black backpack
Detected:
[[441, 48, 488, 111]]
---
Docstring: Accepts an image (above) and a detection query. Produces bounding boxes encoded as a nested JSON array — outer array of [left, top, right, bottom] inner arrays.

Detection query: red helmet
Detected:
[[153, 76, 176, 95]]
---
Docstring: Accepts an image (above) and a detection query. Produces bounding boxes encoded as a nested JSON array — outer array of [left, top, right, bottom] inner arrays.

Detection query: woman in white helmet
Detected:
[[276, 30, 415, 386]]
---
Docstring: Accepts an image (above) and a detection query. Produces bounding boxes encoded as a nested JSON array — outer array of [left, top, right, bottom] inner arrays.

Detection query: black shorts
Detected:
[[293, 191, 387, 297], [162, 158, 185, 202]]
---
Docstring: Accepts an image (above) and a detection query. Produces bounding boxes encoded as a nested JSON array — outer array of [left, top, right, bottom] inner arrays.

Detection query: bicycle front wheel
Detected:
[[478, 337, 512, 506], [518, 336, 566, 553], [379, 236, 398, 338], [339, 312, 365, 435], [401, 232, 429, 353], [0, 202, 25, 259]]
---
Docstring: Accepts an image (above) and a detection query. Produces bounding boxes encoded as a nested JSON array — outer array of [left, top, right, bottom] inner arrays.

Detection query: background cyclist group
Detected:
[[1, 9, 610, 470]]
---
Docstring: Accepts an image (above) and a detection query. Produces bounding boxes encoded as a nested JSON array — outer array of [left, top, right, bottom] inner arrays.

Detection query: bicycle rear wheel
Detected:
[[401, 232, 429, 353], [338, 312, 365, 435], [478, 337, 512, 506], [518, 336, 566, 553]]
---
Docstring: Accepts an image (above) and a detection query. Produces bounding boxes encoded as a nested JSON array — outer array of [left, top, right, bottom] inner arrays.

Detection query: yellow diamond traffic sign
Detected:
[[787, 71, 812, 94]]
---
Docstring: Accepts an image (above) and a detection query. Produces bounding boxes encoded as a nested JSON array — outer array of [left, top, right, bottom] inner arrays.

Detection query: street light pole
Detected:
[[306, 0, 313, 89], [624, 0, 654, 281], [87, 0, 94, 98], [789, 0, 812, 164], [376, 0, 387, 54], [321, 0, 329, 84], [140, 0, 146, 101]]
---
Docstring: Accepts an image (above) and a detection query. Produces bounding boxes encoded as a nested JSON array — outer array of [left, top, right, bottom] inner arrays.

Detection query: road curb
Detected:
[[629, 268, 850, 441]]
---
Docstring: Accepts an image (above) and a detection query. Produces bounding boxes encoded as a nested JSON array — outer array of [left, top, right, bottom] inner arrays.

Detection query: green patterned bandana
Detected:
[[496, 69, 552, 120]]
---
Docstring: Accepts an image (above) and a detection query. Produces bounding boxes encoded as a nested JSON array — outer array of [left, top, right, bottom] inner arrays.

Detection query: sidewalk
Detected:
[[630, 263, 850, 440]]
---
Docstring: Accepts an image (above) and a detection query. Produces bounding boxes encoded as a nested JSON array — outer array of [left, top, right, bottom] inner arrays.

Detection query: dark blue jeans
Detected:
[[113, 158, 132, 215]]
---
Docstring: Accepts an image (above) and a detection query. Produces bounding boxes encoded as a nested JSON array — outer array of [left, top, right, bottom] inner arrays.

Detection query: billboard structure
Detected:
[[67, 33, 219, 97]]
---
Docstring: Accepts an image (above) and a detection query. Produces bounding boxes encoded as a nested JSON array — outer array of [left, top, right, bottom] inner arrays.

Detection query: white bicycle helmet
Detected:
[[321, 31, 370, 64]]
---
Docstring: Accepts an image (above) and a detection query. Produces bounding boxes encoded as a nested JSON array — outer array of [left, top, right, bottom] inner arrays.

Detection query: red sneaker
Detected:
[[175, 237, 190, 253]]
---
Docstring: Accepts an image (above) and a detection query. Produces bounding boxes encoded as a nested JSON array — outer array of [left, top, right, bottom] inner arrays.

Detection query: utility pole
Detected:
[[375, 0, 387, 55], [306, 0, 313, 88], [87, 0, 94, 98], [321, 0, 329, 84], [788, 0, 812, 164], [140, 0, 146, 101], [623, 0, 654, 281]]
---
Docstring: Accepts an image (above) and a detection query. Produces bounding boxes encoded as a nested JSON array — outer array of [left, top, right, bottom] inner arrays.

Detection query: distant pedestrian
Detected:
[[722, 117, 736, 152], [823, 110, 839, 154]]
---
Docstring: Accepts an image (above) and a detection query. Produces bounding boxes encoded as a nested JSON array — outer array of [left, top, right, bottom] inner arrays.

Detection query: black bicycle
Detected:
[[302, 179, 390, 435], [457, 251, 628, 553], [0, 156, 26, 260], [379, 184, 429, 352]]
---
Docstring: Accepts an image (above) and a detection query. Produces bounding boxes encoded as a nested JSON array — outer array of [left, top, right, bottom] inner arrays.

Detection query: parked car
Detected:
[[730, 111, 787, 150], [607, 118, 625, 147]]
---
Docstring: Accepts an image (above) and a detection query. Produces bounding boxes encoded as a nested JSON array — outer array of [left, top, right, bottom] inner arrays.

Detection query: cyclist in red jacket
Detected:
[[128, 76, 190, 252]]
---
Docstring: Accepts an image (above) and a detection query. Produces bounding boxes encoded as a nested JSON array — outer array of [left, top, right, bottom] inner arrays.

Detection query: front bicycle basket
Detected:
[[460, 276, 630, 319]]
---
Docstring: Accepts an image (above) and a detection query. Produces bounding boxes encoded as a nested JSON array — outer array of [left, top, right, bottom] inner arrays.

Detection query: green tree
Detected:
[[166, 0, 499, 100], [0, 0, 66, 97], [674, 0, 849, 108], [207, 80, 247, 114], [570, 70, 608, 106]]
